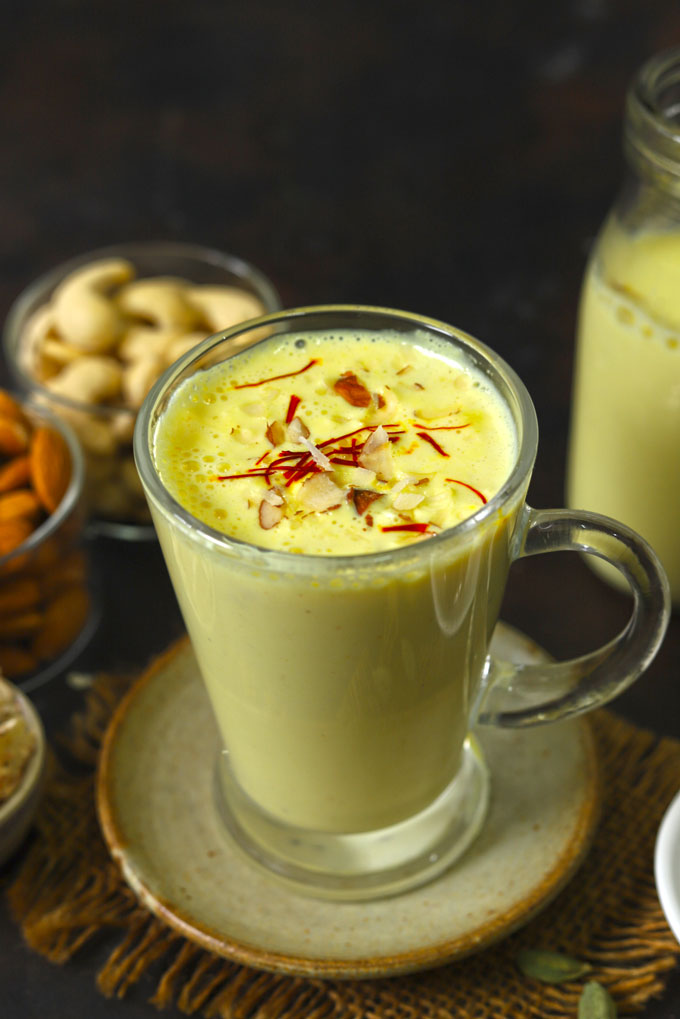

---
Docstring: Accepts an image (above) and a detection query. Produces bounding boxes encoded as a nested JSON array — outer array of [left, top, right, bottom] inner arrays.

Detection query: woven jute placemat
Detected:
[[5, 667, 680, 1018]]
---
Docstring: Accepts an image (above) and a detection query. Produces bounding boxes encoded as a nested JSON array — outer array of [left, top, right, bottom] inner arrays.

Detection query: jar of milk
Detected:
[[567, 47, 680, 603]]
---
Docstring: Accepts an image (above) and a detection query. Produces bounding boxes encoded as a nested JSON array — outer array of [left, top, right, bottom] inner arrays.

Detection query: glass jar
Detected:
[[567, 47, 680, 603], [3, 242, 281, 541]]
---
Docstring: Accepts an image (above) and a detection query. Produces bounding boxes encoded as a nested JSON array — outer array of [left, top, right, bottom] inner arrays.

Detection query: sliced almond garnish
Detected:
[[299, 473, 343, 511], [333, 371, 371, 407], [299, 435, 332, 471], [392, 492, 424, 511], [288, 416, 310, 442], [259, 499, 284, 529], [362, 426, 389, 455], [265, 420, 286, 446], [358, 425, 394, 480], [262, 487, 284, 506], [350, 488, 382, 516]]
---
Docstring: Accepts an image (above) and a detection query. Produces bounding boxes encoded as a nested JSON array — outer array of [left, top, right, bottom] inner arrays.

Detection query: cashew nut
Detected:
[[63, 409, 119, 456], [110, 410, 136, 444], [187, 285, 265, 331], [117, 278, 199, 331], [121, 355, 165, 409], [41, 337, 87, 367], [52, 258, 134, 353], [44, 355, 123, 404], [18, 305, 58, 379], [118, 325, 182, 363], [16, 252, 274, 527]]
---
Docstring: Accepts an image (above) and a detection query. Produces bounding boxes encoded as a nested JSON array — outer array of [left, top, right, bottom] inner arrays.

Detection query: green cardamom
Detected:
[[515, 948, 592, 984], [578, 981, 617, 1018]]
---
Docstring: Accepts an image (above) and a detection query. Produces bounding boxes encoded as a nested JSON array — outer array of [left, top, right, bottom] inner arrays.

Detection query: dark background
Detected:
[[1, 1, 680, 1016]]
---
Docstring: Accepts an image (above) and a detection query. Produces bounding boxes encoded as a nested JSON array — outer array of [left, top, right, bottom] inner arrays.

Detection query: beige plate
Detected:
[[97, 623, 600, 980]]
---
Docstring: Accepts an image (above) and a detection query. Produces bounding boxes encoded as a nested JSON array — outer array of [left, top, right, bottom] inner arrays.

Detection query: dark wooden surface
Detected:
[[1, 2, 680, 1016]]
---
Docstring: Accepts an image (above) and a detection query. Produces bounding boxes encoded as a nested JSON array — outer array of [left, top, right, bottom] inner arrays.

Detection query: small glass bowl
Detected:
[[3, 242, 282, 540], [0, 399, 97, 692], [0, 678, 46, 865]]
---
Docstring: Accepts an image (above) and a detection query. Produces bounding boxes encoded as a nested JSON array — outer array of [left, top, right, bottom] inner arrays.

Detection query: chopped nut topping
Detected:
[[333, 371, 372, 407], [288, 416, 310, 442], [392, 491, 424, 510], [299, 435, 333, 471], [261, 487, 284, 506], [299, 473, 344, 511], [358, 425, 394, 480], [259, 499, 284, 529], [265, 420, 286, 447], [350, 488, 382, 516]]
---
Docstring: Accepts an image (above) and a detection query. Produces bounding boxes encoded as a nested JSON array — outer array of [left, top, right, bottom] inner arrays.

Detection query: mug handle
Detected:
[[476, 507, 670, 727]]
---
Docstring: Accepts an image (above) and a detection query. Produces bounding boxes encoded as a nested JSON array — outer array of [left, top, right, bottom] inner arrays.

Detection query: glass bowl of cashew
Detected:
[[2, 242, 282, 539]]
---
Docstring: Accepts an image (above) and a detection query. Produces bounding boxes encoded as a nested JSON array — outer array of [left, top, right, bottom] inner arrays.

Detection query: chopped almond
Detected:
[[299, 473, 344, 511], [259, 499, 284, 529], [261, 487, 284, 506], [265, 420, 286, 446], [392, 492, 424, 511], [333, 371, 371, 407], [351, 488, 382, 516], [299, 435, 332, 470], [288, 416, 310, 442], [358, 425, 394, 480]]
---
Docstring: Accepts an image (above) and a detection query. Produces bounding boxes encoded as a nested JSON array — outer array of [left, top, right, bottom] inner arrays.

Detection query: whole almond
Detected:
[[0, 643, 39, 678], [0, 455, 32, 494], [0, 577, 41, 615], [0, 417, 30, 457], [0, 391, 29, 426], [0, 517, 34, 558], [0, 610, 44, 640], [40, 548, 87, 598], [32, 584, 90, 661], [0, 488, 42, 523], [30, 425, 71, 513]]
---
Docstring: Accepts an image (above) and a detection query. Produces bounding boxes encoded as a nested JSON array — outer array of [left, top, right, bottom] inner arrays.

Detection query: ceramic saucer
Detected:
[[97, 623, 600, 979], [655, 788, 680, 945]]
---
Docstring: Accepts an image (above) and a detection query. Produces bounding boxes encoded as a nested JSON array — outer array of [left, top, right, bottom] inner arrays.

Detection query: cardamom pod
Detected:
[[578, 981, 617, 1018], [515, 948, 592, 983]]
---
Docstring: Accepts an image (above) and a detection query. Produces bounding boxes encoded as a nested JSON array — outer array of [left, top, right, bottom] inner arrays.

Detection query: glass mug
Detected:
[[134, 306, 670, 900]]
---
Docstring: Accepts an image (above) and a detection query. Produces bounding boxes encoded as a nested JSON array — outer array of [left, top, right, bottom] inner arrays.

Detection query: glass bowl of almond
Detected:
[[3, 242, 281, 539], [0, 389, 96, 691]]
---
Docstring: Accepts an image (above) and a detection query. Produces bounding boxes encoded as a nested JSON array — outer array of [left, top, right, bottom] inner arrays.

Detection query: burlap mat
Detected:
[[5, 667, 680, 1018]]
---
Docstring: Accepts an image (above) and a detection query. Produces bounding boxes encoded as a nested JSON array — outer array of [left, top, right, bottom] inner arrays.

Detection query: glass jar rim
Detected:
[[625, 46, 680, 183], [134, 304, 539, 573]]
